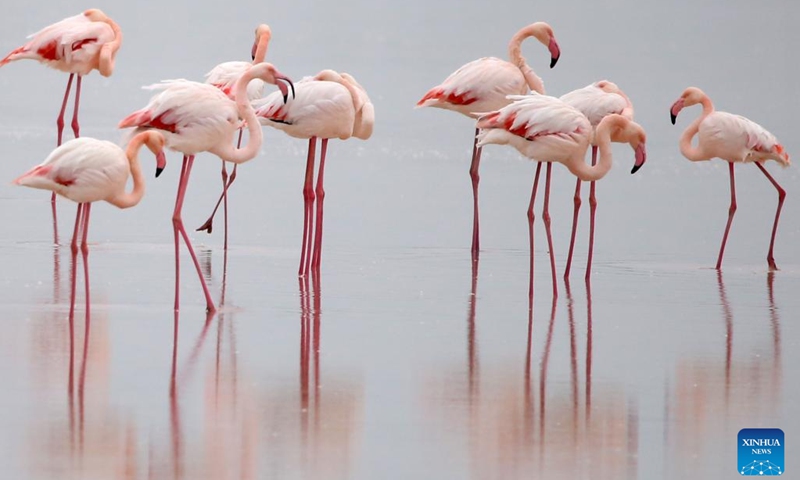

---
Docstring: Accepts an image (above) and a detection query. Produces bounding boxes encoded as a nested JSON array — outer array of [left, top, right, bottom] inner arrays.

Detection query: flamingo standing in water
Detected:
[[1, 9, 123, 231], [670, 87, 790, 270], [559, 80, 635, 280], [476, 94, 646, 297], [196, 24, 274, 249], [118, 63, 295, 312], [247, 69, 374, 276], [13, 131, 167, 252], [416, 22, 561, 260]]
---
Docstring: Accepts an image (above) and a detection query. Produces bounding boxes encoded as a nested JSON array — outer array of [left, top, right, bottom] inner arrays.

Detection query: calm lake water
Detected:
[[1, 1, 798, 479]]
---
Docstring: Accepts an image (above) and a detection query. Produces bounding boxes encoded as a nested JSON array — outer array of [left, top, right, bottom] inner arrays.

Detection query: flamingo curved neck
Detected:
[[211, 67, 263, 164], [253, 35, 269, 64], [680, 96, 714, 162], [507, 29, 545, 94], [108, 135, 147, 209], [566, 130, 613, 182], [98, 18, 122, 77]]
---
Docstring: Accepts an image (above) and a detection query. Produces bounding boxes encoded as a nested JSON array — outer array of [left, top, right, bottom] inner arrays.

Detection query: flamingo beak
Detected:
[[155, 151, 166, 178], [251, 41, 257, 61], [631, 143, 646, 174], [670, 98, 684, 125], [276, 74, 295, 104], [548, 38, 560, 68]]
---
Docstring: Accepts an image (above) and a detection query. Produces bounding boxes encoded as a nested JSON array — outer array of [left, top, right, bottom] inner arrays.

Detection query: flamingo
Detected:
[[196, 24, 274, 248], [670, 87, 791, 271], [476, 94, 646, 297], [118, 62, 295, 312], [12, 131, 166, 253], [559, 80, 635, 280], [245, 69, 374, 276], [416, 22, 561, 260], [1, 9, 123, 230]]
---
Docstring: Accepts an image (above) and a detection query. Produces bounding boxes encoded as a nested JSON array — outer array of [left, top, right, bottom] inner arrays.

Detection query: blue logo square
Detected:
[[738, 428, 784, 476]]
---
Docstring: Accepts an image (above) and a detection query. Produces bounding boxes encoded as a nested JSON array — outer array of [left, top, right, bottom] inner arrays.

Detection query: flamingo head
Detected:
[[83, 8, 109, 21], [604, 116, 647, 174], [144, 131, 168, 178], [263, 64, 295, 103], [670, 87, 705, 124], [525, 22, 560, 68], [252, 24, 272, 61]]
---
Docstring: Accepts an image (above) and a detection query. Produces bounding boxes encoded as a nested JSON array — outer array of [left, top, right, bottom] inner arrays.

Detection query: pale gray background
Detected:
[[0, 0, 797, 479]]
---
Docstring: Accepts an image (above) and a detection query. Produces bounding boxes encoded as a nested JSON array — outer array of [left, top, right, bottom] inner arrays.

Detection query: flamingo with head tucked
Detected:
[[416, 22, 561, 260], [249, 69, 374, 276], [670, 87, 790, 271], [559, 80, 635, 280], [13, 131, 166, 253], [118, 62, 295, 312], [197, 24, 274, 249], [476, 93, 646, 297], [1, 8, 123, 234]]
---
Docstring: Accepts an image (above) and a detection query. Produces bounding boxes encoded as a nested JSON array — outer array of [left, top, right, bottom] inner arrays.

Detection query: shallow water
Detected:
[[1, 1, 799, 479]]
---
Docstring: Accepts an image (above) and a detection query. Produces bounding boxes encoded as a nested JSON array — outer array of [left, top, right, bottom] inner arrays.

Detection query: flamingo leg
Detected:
[[754, 162, 785, 271], [469, 127, 482, 261], [542, 162, 558, 298], [57, 74, 74, 147], [70, 75, 82, 139], [585, 146, 598, 282], [172, 155, 216, 312], [563, 177, 582, 279], [527, 163, 543, 301], [80, 203, 91, 324], [195, 128, 242, 236], [52, 73, 76, 243], [70, 203, 84, 255], [311, 138, 329, 271], [715, 162, 737, 270], [298, 137, 317, 277]]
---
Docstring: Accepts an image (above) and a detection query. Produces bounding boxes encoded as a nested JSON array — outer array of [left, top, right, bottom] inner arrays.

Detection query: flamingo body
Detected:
[[560, 81, 632, 132], [255, 78, 357, 140], [477, 94, 592, 164], [417, 57, 530, 118], [693, 112, 789, 165], [0, 11, 119, 76], [206, 61, 266, 101], [119, 80, 239, 155], [14, 138, 129, 203]]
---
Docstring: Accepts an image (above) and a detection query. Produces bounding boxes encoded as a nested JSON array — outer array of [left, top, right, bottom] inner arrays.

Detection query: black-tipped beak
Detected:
[[276, 76, 295, 104], [251, 54, 256, 61], [670, 112, 677, 125], [630, 164, 642, 174], [550, 56, 559, 69], [155, 166, 164, 178]]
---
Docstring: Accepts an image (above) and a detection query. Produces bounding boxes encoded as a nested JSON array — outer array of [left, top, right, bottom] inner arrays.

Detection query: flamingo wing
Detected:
[[14, 138, 128, 202], [560, 83, 628, 127]]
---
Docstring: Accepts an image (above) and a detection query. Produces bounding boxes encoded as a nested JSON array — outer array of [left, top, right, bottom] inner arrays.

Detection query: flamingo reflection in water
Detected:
[[665, 272, 782, 478], [26, 246, 138, 479], [423, 277, 638, 479]]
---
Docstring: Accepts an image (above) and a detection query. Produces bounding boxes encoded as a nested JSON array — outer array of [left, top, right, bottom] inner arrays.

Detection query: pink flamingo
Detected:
[[476, 94, 646, 297], [559, 80, 635, 280], [118, 62, 295, 312], [670, 87, 791, 270], [416, 22, 561, 260], [13, 131, 166, 253], [1, 9, 122, 226], [196, 24, 274, 248], [247, 69, 374, 276]]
